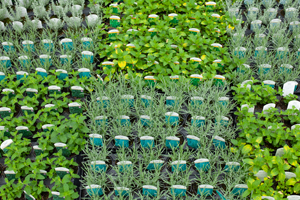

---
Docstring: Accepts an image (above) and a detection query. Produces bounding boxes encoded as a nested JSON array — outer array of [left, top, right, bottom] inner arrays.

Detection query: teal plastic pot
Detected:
[[81, 37, 93, 49], [254, 47, 267, 58], [42, 39, 53, 51], [250, 20, 262, 31], [0, 56, 11, 68], [82, 51, 94, 63], [56, 69, 68, 80], [117, 161, 132, 173], [215, 116, 229, 127], [91, 161, 106, 173], [218, 97, 229, 106], [224, 162, 240, 172], [143, 185, 157, 197], [36, 68, 47, 78], [18, 56, 31, 68], [280, 64, 293, 74], [16, 71, 28, 83], [60, 55, 72, 65], [39, 55, 52, 66], [263, 80, 275, 89], [258, 64, 271, 74], [115, 135, 129, 148], [165, 136, 180, 149], [60, 38, 73, 51], [140, 136, 154, 148], [187, 135, 200, 149], [234, 47, 246, 59], [140, 115, 151, 127], [22, 40, 35, 52], [89, 134, 103, 146], [97, 96, 110, 108], [171, 160, 186, 172], [212, 136, 226, 149], [166, 96, 179, 107], [236, 64, 250, 74], [165, 112, 179, 126], [114, 187, 129, 197], [170, 185, 186, 197], [276, 47, 289, 59], [2, 42, 15, 52], [141, 95, 152, 107], [147, 160, 164, 170], [231, 184, 248, 196], [78, 68, 91, 78], [95, 116, 108, 126], [194, 159, 210, 172], [0, 73, 6, 83], [197, 185, 214, 196], [118, 115, 130, 126], [190, 96, 203, 106], [48, 86, 61, 95], [121, 95, 134, 108], [86, 185, 103, 196], [191, 116, 205, 127]]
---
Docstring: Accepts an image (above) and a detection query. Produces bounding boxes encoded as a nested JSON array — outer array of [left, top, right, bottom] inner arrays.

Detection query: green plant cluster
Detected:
[[0, 72, 94, 199], [225, 0, 300, 86], [96, 0, 238, 80], [82, 75, 250, 199], [233, 82, 300, 199]]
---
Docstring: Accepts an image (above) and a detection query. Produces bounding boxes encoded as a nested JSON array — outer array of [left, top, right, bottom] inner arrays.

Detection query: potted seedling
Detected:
[[165, 112, 179, 126], [0, 107, 11, 118], [89, 133, 103, 146], [71, 86, 84, 98], [68, 102, 82, 114], [1, 139, 13, 154], [198, 185, 214, 197], [4, 170, 17, 181], [144, 76, 156, 87], [16, 126, 32, 137], [48, 86, 61, 95], [231, 184, 248, 196], [56, 69, 68, 80], [32, 145, 44, 156], [110, 15, 120, 27], [18, 56, 31, 68], [212, 136, 226, 149], [85, 185, 103, 196], [90, 161, 107, 173], [60, 55, 72, 65], [55, 167, 70, 179], [0, 56, 11, 68]]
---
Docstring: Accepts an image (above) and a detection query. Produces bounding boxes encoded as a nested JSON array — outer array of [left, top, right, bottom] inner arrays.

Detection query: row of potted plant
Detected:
[[80, 74, 249, 199]]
